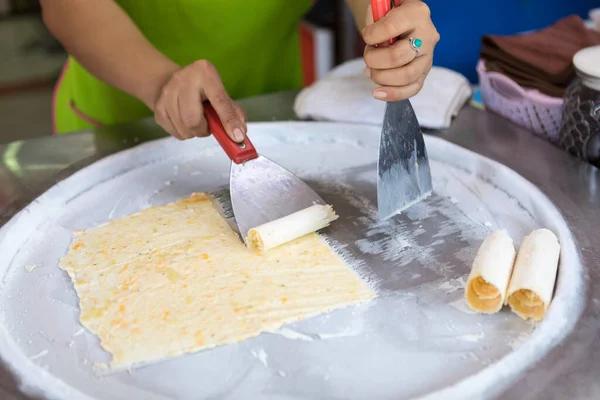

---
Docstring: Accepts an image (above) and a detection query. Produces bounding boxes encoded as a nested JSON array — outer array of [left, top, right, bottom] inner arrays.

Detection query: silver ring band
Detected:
[[409, 37, 422, 53]]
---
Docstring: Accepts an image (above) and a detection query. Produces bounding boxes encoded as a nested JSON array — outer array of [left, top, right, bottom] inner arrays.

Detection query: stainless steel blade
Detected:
[[377, 100, 432, 220], [230, 155, 325, 242]]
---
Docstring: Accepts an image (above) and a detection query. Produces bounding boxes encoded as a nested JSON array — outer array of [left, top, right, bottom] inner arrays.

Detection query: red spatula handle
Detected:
[[371, 0, 396, 46], [204, 102, 258, 164]]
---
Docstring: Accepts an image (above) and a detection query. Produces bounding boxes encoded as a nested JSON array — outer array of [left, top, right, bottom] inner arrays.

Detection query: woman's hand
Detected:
[[152, 60, 247, 141], [362, 0, 439, 101]]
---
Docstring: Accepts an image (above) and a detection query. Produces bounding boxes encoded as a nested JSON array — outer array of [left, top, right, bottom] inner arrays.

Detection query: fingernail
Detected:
[[364, 67, 371, 78], [373, 91, 387, 100], [233, 127, 244, 142]]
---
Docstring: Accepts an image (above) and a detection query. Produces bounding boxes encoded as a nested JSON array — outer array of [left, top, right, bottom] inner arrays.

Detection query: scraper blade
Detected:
[[370, 0, 433, 220], [377, 100, 432, 220], [229, 156, 325, 243], [204, 103, 325, 242]]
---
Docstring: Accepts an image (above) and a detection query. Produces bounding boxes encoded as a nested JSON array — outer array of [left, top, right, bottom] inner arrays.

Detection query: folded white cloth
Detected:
[[294, 58, 473, 129]]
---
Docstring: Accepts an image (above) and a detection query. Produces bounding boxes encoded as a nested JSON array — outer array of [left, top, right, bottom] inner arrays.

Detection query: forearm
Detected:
[[345, 0, 370, 31], [41, 0, 178, 109]]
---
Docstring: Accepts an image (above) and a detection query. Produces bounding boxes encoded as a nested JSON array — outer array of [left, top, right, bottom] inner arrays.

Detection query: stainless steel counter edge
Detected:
[[0, 91, 599, 400]]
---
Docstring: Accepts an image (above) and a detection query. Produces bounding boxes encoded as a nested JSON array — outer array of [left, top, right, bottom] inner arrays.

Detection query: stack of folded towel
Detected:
[[294, 58, 472, 130], [481, 15, 600, 97]]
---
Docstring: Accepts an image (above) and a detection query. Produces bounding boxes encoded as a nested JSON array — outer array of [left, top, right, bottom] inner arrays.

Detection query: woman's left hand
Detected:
[[362, 0, 439, 101]]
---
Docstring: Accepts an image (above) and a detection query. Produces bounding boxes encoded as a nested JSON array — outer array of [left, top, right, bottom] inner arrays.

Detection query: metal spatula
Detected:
[[204, 103, 325, 242], [371, 0, 433, 220]]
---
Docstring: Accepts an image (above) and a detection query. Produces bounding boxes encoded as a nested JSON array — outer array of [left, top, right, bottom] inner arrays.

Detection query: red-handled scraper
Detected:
[[204, 103, 326, 242], [372, 0, 433, 220]]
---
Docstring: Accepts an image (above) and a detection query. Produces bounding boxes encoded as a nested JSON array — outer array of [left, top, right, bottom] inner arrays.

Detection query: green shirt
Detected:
[[54, 0, 312, 134]]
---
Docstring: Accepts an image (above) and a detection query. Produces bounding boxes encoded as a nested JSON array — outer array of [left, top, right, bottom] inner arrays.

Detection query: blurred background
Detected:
[[0, 0, 598, 144]]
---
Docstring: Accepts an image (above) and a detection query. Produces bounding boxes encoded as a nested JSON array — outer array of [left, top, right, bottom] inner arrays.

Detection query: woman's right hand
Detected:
[[152, 60, 247, 142]]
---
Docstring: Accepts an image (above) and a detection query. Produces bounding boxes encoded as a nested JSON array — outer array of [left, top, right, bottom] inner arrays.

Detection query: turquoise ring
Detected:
[[409, 37, 423, 53]]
